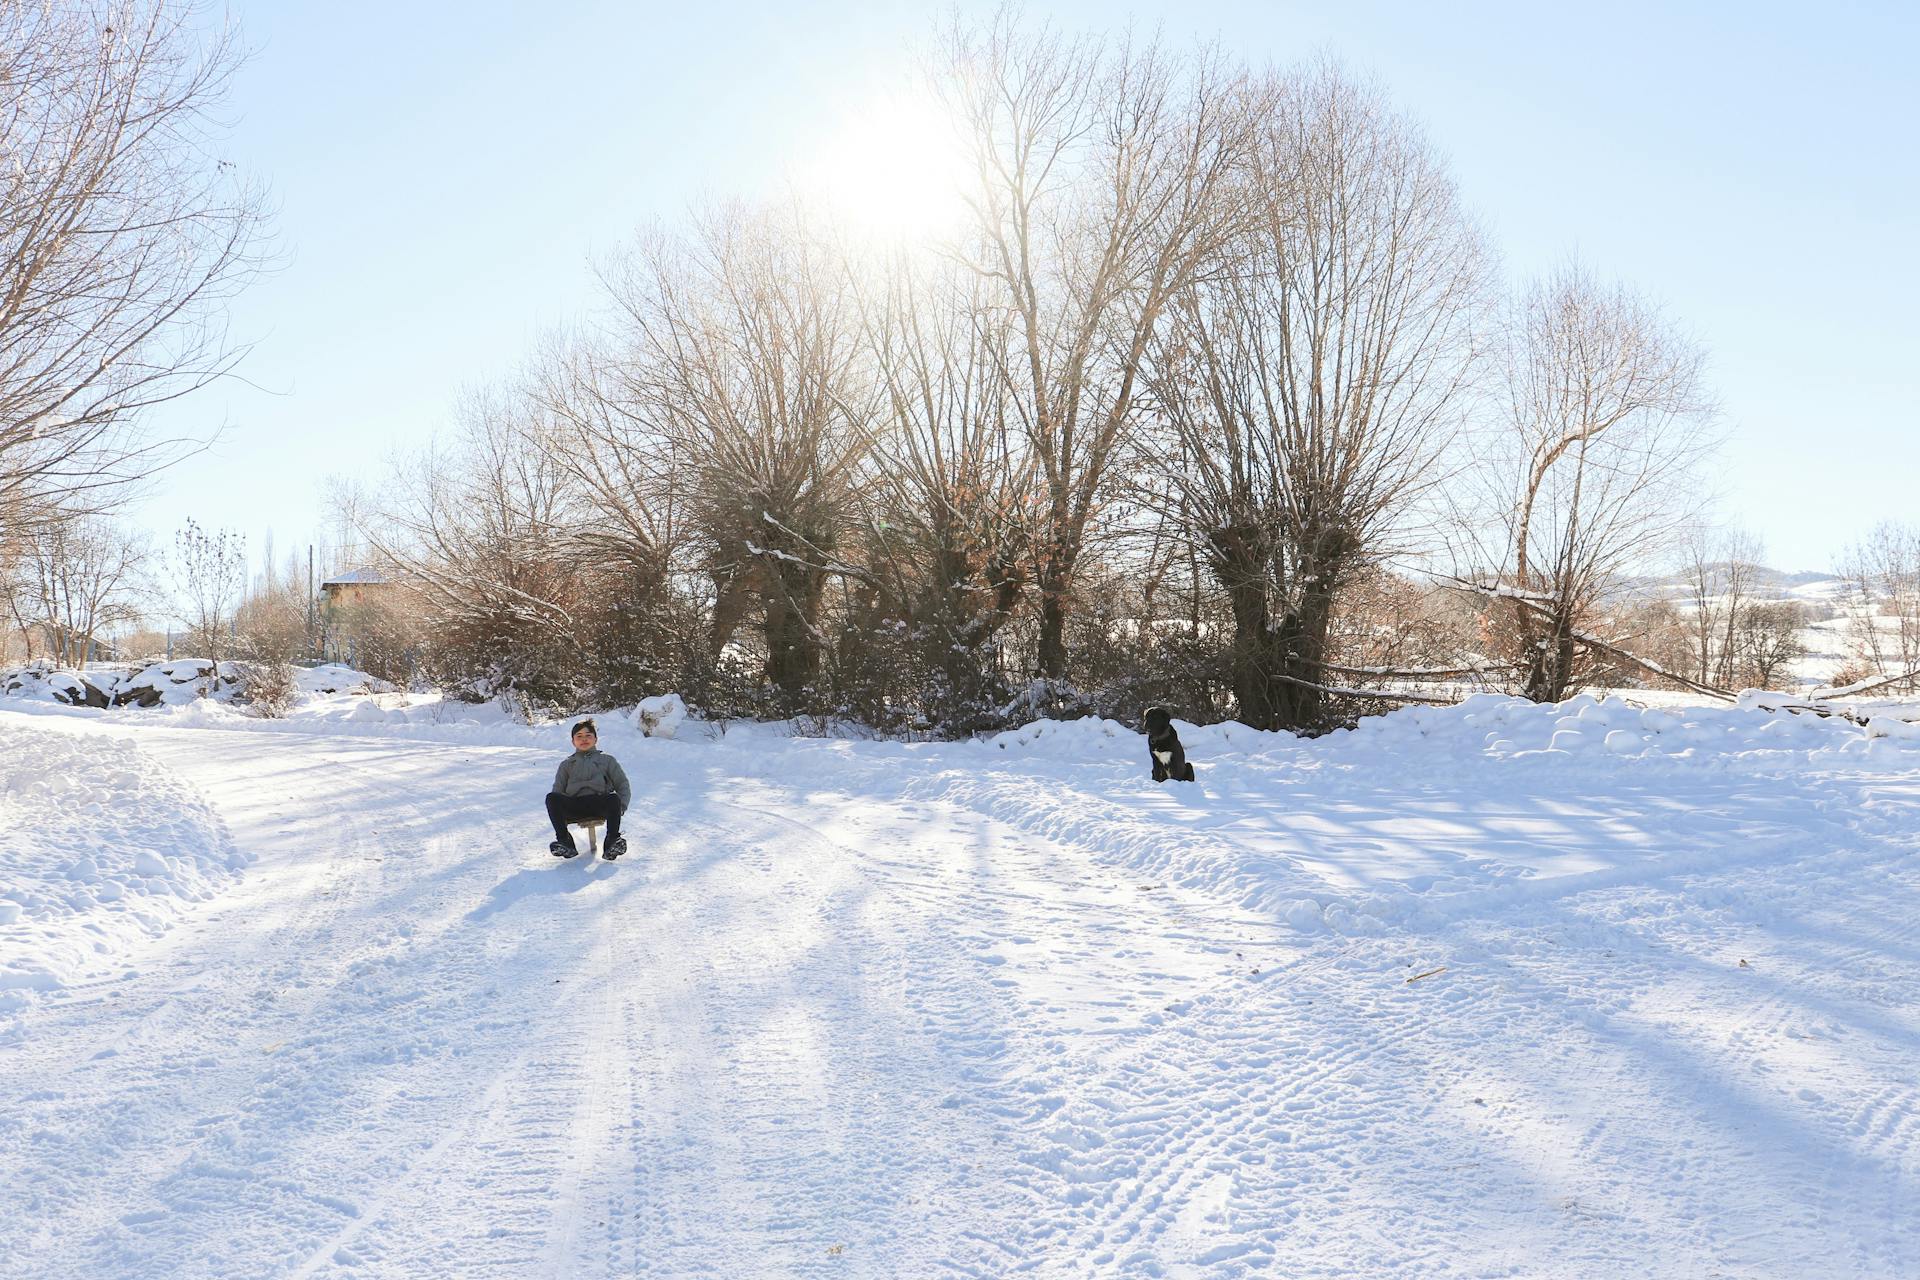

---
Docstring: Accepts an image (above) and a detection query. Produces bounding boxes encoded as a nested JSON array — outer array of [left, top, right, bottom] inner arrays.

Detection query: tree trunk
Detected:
[[764, 597, 817, 707], [1273, 588, 1334, 730], [1223, 570, 1280, 729], [1035, 564, 1071, 681], [1210, 527, 1289, 730], [1521, 606, 1576, 703], [708, 559, 761, 660], [763, 557, 826, 710]]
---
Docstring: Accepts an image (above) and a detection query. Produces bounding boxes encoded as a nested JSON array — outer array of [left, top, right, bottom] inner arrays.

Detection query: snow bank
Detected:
[[633, 692, 688, 739], [27, 680, 1918, 781], [2, 659, 387, 713], [758, 695, 1920, 943], [15, 656, 1917, 777], [0, 717, 246, 1014], [970, 691, 1919, 772], [295, 663, 393, 696], [2, 667, 117, 708], [112, 659, 245, 707]]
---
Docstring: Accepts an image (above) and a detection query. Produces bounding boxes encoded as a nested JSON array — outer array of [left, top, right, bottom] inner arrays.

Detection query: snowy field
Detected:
[[2, 691, 1918, 1278]]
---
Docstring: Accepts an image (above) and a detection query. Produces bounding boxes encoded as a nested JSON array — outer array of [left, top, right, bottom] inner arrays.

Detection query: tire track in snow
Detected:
[[280, 803, 642, 1277], [631, 789, 1055, 1275], [10, 712, 1917, 1276], [533, 867, 627, 1276], [2, 759, 397, 1273], [711, 782, 1371, 1274], [5, 730, 624, 1278]]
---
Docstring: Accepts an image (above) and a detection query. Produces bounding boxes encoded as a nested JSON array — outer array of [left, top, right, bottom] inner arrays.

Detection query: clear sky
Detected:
[[138, 0, 1919, 579]]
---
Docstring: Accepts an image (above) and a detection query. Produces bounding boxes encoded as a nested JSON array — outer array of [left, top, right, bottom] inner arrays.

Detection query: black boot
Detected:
[[550, 839, 579, 858]]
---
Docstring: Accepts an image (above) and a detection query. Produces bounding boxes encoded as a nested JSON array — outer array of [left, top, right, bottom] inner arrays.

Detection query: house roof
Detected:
[[321, 567, 389, 588]]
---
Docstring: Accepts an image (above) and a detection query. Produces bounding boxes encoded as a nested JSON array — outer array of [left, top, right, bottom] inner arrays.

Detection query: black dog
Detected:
[[1143, 706, 1196, 782]]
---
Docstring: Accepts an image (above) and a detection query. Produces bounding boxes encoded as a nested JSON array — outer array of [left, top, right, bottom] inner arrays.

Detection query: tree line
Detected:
[[4, 8, 1913, 728], [349, 20, 1730, 732]]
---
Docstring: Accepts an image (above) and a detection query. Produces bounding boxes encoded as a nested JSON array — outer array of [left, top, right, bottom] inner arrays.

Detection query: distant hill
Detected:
[[1610, 567, 1873, 690], [1626, 566, 1843, 603]]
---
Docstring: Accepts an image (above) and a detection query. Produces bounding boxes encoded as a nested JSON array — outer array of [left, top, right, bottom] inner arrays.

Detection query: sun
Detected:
[[800, 87, 972, 246]]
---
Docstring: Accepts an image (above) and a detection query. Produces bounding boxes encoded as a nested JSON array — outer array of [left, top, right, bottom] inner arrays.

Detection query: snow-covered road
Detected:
[[2, 699, 1918, 1277]]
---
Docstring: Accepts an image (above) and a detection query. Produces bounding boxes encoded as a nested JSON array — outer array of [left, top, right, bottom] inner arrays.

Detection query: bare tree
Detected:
[[173, 517, 243, 667], [363, 368, 711, 714], [0, 2, 266, 528], [19, 514, 151, 665], [1735, 600, 1804, 691], [936, 16, 1256, 681], [850, 250, 1034, 723], [368, 392, 583, 709], [1677, 526, 1722, 686], [1, 538, 41, 661], [1836, 521, 1920, 694], [1473, 264, 1715, 703], [523, 328, 690, 600], [602, 204, 869, 706], [1677, 525, 1763, 686], [1140, 63, 1488, 728]]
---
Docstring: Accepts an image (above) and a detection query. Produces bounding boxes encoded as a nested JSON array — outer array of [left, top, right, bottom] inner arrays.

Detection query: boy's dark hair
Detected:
[[570, 718, 598, 740]]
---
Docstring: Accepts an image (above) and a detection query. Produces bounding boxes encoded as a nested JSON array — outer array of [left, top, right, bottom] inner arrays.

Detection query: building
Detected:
[[318, 567, 395, 665], [319, 566, 391, 611]]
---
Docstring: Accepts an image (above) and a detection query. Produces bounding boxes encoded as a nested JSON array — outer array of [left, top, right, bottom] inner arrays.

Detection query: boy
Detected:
[[546, 718, 631, 859]]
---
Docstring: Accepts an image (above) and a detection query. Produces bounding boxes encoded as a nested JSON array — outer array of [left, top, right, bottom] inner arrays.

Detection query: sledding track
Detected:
[[1, 714, 1917, 1277]]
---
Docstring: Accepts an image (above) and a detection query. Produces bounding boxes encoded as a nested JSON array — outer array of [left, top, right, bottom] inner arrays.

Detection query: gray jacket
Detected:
[[552, 748, 631, 812]]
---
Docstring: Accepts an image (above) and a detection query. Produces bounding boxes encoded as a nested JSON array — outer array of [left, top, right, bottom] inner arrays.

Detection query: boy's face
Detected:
[[571, 728, 596, 751]]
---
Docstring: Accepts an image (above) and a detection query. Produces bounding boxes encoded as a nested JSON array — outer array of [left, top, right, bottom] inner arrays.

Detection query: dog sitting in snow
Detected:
[[1143, 706, 1196, 783]]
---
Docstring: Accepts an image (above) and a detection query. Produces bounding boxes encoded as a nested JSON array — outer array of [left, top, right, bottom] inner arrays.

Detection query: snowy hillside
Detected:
[[1637, 567, 1911, 690], [1, 694, 1917, 1276]]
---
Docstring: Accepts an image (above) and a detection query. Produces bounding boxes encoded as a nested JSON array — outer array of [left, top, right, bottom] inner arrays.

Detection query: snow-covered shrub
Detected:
[[820, 613, 1017, 739], [634, 693, 688, 739], [244, 659, 298, 718], [674, 647, 781, 727]]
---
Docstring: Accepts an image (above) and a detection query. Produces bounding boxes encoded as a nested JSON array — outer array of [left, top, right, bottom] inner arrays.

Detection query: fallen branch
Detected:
[[1273, 672, 1462, 706], [1321, 660, 1522, 681], [1566, 624, 1739, 702], [1811, 668, 1920, 700], [1442, 577, 1739, 702], [1734, 690, 1920, 729], [1738, 693, 1870, 727]]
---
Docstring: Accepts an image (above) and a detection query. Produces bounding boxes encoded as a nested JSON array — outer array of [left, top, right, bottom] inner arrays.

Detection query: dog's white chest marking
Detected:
[[1153, 750, 1173, 764]]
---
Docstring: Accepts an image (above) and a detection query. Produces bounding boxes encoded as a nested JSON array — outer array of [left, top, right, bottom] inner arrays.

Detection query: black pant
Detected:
[[545, 792, 623, 846]]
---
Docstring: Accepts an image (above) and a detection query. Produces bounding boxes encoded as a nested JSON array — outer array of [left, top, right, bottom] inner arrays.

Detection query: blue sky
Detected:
[[140, 0, 1918, 577]]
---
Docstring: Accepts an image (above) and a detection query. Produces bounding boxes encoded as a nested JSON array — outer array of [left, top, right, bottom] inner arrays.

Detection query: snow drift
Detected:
[[0, 717, 246, 1012]]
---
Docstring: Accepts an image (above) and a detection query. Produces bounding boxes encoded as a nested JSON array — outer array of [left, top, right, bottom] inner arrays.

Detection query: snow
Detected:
[[295, 664, 392, 696], [1, 693, 1917, 1275], [115, 659, 246, 706], [0, 715, 247, 1015], [632, 692, 688, 739], [3, 667, 115, 706]]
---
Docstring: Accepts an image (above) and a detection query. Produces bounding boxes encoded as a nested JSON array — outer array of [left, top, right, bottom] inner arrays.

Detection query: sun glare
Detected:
[[801, 89, 971, 245]]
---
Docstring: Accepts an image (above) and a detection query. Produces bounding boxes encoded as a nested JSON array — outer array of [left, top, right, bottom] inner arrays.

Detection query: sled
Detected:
[[570, 818, 606, 857]]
